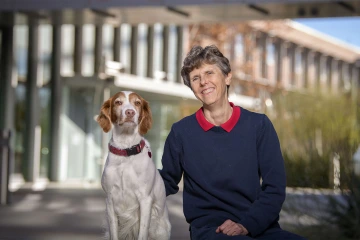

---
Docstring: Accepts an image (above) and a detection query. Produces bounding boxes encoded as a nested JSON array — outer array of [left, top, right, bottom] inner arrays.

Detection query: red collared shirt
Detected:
[[195, 102, 241, 132]]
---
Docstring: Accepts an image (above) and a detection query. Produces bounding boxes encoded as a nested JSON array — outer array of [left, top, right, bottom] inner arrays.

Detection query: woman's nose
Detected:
[[200, 75, 208, 85]]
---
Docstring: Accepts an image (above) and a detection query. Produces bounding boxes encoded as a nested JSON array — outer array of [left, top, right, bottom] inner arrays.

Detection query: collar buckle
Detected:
[[125, 145, 140, 156]]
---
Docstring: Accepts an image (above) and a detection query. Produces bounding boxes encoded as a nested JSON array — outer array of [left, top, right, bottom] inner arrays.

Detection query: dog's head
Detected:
[[97, 91, 152, 135]]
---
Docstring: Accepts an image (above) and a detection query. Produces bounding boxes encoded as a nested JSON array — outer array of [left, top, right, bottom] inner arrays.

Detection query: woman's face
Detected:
[[189, 63, 231, 107]]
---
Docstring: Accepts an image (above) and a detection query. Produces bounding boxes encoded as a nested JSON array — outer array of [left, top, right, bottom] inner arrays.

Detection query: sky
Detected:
[[294, 17, 360, 48]]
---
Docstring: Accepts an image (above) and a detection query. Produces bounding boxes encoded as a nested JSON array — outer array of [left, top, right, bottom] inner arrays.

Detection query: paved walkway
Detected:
[[0, 183, 340, 240], [0, 184, 189, 240]]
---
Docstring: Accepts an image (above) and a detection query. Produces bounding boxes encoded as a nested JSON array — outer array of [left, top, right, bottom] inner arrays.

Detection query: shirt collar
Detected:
[[195, 102, 241, 132]]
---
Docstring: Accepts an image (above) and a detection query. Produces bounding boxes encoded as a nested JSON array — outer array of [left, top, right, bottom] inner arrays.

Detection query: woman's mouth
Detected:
[[202, 88, 214, 94]]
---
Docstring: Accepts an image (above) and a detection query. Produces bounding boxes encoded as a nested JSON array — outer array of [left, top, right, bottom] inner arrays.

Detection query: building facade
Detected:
[[1, 13, 360, 186]]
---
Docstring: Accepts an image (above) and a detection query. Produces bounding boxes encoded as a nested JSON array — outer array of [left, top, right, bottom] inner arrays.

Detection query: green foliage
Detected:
[[283, 152, 330, 188], [269, 90, 359, 188]]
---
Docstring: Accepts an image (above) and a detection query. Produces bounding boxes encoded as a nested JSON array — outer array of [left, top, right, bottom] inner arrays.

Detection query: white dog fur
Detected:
[[97, 91, 171, 240]]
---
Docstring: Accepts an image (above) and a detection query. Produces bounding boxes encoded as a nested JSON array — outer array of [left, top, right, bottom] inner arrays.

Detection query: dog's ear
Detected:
[[139, 99, 152, 135], [97, 98, 112, 133]]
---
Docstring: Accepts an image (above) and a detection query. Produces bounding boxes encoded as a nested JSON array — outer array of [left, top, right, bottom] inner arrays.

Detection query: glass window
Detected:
[[266, 41, 275, 84], [120, 24, 131, 73], [295, 48, 302, 87], [39, 25, 52, 85], [153, 24, 163, 76], [138, 24, 148, 77], [83, 24, 95, 76], [61, 25, 74, 76], [103, 24, 113, 62], [234, 34, 243, 68], [167, 25, 177, 82]]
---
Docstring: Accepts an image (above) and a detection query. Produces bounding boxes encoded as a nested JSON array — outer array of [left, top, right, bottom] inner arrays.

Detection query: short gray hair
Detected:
[[181, 45, 231, 89]]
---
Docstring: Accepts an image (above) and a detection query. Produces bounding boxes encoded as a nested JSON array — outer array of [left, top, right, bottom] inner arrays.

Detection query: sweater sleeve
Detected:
[[159, 125, 184, 196], [240, 115, 286, 237]]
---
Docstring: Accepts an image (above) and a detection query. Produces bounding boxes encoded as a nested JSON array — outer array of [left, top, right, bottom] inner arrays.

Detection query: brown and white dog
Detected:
[[97, 91, 171, 240]]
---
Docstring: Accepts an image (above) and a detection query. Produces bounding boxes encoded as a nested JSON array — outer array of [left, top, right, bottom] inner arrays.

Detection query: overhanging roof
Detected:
[[1, 1, 360, 25], [250, 20, 360, 63]]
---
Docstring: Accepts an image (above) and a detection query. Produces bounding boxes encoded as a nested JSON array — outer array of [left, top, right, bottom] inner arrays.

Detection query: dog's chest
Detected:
[[102, 151, 154, 195]]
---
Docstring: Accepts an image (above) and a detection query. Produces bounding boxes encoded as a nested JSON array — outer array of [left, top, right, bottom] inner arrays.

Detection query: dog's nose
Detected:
[[125, 109, 135, 117]]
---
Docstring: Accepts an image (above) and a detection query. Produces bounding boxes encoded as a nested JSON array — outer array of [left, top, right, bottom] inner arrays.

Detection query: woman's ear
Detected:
[[139, 99, 152, 135], [97, 98, 112, 133], [225, 72, 232, 85]]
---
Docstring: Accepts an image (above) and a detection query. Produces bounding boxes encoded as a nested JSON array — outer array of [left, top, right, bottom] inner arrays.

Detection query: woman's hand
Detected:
[[216, 219, 249, 236]]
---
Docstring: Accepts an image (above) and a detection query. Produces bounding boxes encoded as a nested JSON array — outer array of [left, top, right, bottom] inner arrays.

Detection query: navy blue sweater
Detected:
[[159, 106, 286, 237]]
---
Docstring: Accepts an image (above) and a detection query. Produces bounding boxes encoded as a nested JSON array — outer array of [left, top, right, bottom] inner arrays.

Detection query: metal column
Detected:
[[0, 15, 15, 203], [162, 25, 169, 80], [331, 59, 339, 94], [94, 25, 103, 76], [274, 38, 283, 86], [74, 25, 83, 75], [49, 18, 62, 181], [23, 17, 40, 181], [0, 16, 15, 133], [146, 25, 154, 79], [314, 52, 321, 90], [176, 26, 184, 83], [260, 33, 268, 80], [130, 25, 138, 75], [113, 26, 121, 62], [302, 48, 309, 88], [289, 44, 296, 86]]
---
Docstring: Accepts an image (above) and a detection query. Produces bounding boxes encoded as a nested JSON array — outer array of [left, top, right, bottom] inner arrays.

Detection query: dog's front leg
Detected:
[[138, 196, 152, 240], [106, 196, 118, 240]]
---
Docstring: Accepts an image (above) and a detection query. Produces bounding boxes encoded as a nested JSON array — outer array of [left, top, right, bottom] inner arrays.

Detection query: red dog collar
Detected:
[[109, 139, 146, 157]]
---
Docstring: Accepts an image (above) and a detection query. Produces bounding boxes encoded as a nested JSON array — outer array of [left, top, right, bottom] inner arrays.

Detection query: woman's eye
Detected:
[[115, 101, 122, 106], [192, 77, 198, 81]]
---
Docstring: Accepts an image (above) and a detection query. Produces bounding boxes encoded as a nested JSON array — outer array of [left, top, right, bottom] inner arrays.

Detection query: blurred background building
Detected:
[[1, 0, 360, 188]]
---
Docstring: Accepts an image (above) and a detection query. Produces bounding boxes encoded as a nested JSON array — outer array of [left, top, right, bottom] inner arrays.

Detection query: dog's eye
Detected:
[[135, 101, 141, 106], [115, 100, 122, 106]]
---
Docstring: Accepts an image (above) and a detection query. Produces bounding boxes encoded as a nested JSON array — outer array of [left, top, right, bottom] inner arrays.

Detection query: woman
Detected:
[[159, 45, 306, 240]]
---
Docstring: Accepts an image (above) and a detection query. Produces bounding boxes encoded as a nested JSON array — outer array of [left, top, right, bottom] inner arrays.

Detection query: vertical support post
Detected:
[[94, 25, 103, 76], [325, 57, 332, 93], [147, 25, 154, 79], [0, 14, 16, 133], [176, 25, 183, 83], [162, 25, 169, 80], [274, 38, 283, 87], [307, 51, 316, 90], [294, 46, 302, 88], [281, 43, 290, 89], [74, 25, 83, 75], [289, 44, 296, 87], [113, 26, 121, 62], [23, 17, 40, 181], [260, 33, 267, 80], [130, 25, 138, 75], [314, 52, 321, 91], [302, 48, 309, 89], [331, 59, 339, 94], [49, 15, 62, 181]]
